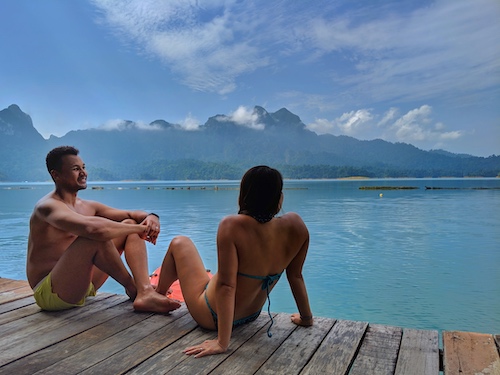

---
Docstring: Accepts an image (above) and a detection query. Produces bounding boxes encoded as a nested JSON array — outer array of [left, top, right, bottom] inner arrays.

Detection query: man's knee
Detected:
[[122, 218, 137, 225]]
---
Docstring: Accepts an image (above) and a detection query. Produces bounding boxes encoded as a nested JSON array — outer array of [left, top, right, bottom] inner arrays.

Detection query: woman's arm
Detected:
[[183, 218, 239, 358], [286, 222, 313, 326], [213, 218, 239, 349]]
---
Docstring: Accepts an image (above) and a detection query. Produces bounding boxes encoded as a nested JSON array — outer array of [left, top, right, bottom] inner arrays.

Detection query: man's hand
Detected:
[[140, 214, 160, 245]]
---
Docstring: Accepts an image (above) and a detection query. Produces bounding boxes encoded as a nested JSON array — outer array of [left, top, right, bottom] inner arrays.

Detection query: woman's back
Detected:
[[213, 211, 309, 320], [159, 165, 313, 357]]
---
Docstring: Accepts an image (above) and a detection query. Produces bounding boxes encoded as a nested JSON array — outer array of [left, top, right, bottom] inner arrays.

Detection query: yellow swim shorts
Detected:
[[33, 273, 96, 311]]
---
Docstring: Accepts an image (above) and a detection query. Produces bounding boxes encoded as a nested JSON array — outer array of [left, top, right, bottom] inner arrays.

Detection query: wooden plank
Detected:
[[0, 296, 36, 314], [208, 313, 302, 375], [0, 285, 33, 304], [34, 309, 191, 375], [0, 278, 13, 286], [0, 279, 29, 289], [128, 313, 275, 375], [77, 309, 196, 375], [443, 331, 500, 375], [82, 311, 192, 374], [0, 302, 41, 325], [0, 303, 155, 375], [300, 319, 368, 375], [0, 293, 113, 340], [0, 277, 494, 375], [160, 313, 274, 375], [255, 317, 336, 375], [0, 295, 129, 367], [349, 324, 403, 375], [394, 328, 439, 375], [127, 320, 217, 375]]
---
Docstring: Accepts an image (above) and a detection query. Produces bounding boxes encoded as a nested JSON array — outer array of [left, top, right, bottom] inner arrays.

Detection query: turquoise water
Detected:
[[1, 178, 499, 335]]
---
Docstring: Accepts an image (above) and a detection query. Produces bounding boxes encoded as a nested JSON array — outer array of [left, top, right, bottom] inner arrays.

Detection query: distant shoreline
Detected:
[[0, 175, 499, 185]]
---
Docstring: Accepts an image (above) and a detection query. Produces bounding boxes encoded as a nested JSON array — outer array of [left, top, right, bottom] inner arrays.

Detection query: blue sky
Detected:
[[1, 0, 499, 157]]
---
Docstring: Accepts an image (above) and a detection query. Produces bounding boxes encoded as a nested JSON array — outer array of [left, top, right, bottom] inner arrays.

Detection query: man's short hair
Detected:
[[46, 146, 79, 174]]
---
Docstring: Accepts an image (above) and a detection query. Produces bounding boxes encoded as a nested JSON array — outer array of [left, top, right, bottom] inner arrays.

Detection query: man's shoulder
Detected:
[[34, 192, 57, 209]]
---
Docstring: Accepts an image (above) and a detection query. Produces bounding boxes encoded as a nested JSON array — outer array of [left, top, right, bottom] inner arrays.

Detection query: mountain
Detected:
[[0, 104, 498, 181], [0, 104, 48, 181]]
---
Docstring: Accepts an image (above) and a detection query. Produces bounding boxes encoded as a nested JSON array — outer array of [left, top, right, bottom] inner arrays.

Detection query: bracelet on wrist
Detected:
[[148, 213, 160, 219]]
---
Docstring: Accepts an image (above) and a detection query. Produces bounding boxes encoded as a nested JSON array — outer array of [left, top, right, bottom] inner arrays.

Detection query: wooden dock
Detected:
[[1, 277, 499, 375]]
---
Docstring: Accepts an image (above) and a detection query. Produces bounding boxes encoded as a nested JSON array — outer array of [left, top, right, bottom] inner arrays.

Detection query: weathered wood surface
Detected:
[[1, 277, 497, 375], [443, 331, 500, 375], [394, 328, 439, 375]]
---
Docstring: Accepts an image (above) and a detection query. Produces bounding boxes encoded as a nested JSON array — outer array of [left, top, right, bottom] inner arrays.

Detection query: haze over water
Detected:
[[1, 178, 499, 335]]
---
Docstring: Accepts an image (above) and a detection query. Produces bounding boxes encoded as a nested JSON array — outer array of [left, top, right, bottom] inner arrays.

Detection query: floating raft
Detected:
[[425, 186, 500, 190], [1, 277, 499, 374], [359, 186, 419, 190]]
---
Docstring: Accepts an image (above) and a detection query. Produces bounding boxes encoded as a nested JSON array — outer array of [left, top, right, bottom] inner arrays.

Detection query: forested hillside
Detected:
[[1, 104, 498, 181]]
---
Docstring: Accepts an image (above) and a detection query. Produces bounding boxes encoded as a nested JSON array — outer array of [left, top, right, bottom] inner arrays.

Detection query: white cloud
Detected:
[[90, 0, 500, 106], [391, 105, 433, 141], [217, 105, 265, 130], [91, 0, 270, 94], [306, 118, 336, 135], [98, 119, 162, 131], [307, 109, 372, 136], [337, 109, 373, 135], [386, 105, 463, 142], [378, 107, 398, 127], [178, 113, 201, 131], [296, 0, 500, 105], [307, 105, 464, 147]]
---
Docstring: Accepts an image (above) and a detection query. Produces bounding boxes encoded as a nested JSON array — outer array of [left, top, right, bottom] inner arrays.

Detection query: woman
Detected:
[[155, 165, 313, 358]]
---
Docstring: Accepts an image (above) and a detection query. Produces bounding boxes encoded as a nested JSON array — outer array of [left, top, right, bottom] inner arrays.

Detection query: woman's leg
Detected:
[[157, 236, 215, 328]]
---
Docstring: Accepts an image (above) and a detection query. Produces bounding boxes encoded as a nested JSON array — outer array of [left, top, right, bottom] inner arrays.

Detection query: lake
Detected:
[[1, 178, 499, 335]]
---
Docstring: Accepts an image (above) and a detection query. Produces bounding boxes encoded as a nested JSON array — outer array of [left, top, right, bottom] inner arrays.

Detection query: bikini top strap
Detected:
[[237, 272, 283, 290]]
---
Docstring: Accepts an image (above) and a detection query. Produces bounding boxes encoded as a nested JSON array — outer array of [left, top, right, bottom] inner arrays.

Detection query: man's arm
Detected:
[[37, 199, 149, 242], [90, 200, 153, 223], [88, 200, 161, 243]]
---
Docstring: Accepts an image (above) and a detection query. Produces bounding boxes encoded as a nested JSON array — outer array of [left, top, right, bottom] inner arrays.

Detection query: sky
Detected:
[[1, 0, 499, 157]]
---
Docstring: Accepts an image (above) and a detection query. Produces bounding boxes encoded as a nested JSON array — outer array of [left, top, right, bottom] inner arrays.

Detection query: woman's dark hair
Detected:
[[46, 146, 79, 174], [238, 165, 283, 222]]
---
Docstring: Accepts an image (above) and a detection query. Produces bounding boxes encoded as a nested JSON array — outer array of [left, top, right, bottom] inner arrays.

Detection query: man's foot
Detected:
[[133, 289, 181, 313], [125, 284, 138, 301]]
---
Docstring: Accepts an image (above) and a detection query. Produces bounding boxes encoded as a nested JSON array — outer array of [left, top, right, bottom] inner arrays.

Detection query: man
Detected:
[[26, 145, 180, 313]]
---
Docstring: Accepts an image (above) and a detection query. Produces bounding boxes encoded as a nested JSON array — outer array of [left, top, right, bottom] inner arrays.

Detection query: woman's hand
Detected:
[[291, 313, 313, 326], [183, 339, 227, 358]]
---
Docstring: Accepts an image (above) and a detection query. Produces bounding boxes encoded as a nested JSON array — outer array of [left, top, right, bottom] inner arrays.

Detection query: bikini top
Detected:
[[238, 271, 283, 337]]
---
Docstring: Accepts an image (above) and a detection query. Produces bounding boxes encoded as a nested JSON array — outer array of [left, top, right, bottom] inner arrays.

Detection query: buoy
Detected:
[[379, 193, 383, 198]]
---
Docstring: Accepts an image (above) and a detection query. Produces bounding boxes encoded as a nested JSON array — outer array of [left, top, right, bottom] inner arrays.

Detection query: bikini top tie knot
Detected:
[[238, 271, 283, 337]]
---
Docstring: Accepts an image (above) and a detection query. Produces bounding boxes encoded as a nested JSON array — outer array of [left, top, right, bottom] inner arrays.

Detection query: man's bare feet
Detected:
[[125, 283, 137, 301], [133, 288, 181, 313]]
